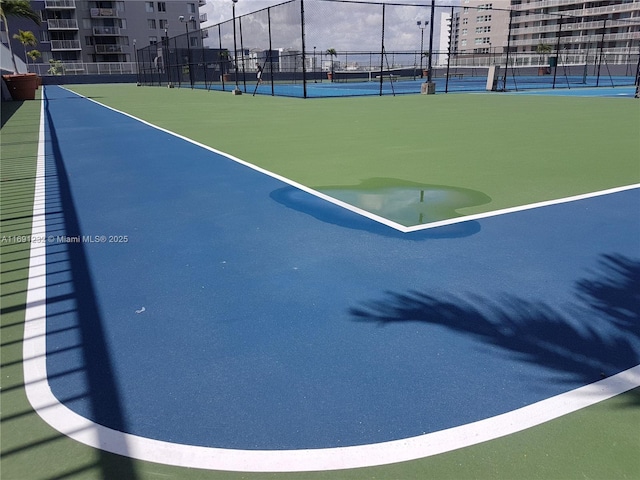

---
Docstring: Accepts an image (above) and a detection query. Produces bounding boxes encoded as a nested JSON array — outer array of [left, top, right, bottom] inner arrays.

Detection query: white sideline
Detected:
[[22, 88, 640, 472]]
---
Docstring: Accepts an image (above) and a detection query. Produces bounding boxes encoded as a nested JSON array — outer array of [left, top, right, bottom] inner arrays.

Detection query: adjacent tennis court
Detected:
[[1, 83, 639, 479], [209, 69, 638, 98]]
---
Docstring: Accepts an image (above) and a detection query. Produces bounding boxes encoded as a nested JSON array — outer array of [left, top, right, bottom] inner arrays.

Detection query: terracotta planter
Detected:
[[2, 73, 38, 100]]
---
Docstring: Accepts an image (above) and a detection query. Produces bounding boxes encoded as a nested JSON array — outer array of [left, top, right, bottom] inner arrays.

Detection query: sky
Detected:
[[199, 0, 460, 54]]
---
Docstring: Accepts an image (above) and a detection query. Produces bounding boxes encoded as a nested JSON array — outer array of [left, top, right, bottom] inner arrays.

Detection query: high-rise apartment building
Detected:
[[509, 0, 638, 63], [3, 0, 205, 72], [457, 2, 511, 55], [454, 0, 639, 66]]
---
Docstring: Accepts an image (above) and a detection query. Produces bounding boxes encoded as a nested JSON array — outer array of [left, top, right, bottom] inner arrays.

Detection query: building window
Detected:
[[461, 39, 467, 47], [145, 2, 154, 12], [187, 3, 196, 14], [149, 36, 158, 45], [461, 28, 467, 36], [159, 19, 168, 29], [157, 2, 166, 12], [148, 19, 156, 29]]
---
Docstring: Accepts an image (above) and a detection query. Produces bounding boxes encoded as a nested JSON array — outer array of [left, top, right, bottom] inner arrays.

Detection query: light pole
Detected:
[[231, 0, 241, 93], [313, 46, 316, 82], [417, 20, 427, 78], [179, 15, 193, 87]]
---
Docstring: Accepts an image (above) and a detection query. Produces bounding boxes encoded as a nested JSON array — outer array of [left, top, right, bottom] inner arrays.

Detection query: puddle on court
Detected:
[[317, 178, 491, 227]]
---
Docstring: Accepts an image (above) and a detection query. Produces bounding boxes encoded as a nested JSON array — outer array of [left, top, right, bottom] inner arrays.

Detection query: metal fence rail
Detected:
[[28, 62, 138, 76]]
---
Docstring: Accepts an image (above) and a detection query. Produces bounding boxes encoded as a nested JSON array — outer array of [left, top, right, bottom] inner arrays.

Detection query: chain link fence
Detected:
[[136, 0, 639, 98]]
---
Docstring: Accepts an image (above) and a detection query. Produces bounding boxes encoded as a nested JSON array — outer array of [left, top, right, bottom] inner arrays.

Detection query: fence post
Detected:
[[445, 4, 454, 93], [218, 24, 224, 89], [300, 0, 307, 98], [379, 3, 385, 96], [502, 9, 513, 91], [596, 17, 607, 87], [239, 16, 246, 92], [268, 7, 274, 96], [552, 14, 563, 89], [427, 1, 435, 84]]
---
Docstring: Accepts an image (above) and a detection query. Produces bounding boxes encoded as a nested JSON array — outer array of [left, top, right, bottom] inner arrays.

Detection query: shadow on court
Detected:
[[350, 253, 640, 386], [31, 88, 139, 478], [1, 100, 25, 128], [1, 89, 139, 479]]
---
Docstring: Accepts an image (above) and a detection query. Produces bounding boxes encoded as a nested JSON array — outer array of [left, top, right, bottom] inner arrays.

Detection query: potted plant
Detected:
[[1, 0, 41, 100], [326, 48, 337, 81], [536, 43, 553, 75]]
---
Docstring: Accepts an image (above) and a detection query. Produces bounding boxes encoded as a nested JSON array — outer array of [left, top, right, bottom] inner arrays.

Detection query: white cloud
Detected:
[[200, 0, 458, 53]]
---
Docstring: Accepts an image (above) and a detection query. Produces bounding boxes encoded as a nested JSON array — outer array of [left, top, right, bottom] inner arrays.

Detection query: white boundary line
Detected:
[[402, 183, 640, 232], [22, 88, 640, 473], [57, 86, 640, 234]]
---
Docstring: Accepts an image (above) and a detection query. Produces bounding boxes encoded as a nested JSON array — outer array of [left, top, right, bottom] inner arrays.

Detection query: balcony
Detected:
[[90, 8, 119, 18], [50, 40, 82, 50], [199, 13, 207, 23], [93, 26, 121, 36], [95, 44, 124, 54], [45, 0, 76, 8], [48, 19, 78, 30], [199, 0, 206, 6]]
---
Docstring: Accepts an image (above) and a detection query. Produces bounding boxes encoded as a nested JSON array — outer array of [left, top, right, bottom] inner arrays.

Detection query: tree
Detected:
[[0, 0, 41, 73], [13, 29, 37, 71], [326, 48, 337, 80], [26, 48, 40, 68], [536, 43, 553, 64]]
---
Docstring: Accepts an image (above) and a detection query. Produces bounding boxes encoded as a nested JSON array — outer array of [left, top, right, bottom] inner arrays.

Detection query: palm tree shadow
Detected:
[[350, 254, 640, 397]]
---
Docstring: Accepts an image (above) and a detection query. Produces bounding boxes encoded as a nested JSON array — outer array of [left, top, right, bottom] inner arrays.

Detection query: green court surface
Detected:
[[65, 84, 640, 220], [1, 86, 639, 480]]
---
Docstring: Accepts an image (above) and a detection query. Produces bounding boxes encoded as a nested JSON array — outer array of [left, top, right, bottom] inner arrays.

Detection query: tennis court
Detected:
[[1, 84, 639, 479], [207, 73, 638, 98], [198, 62, 638, 98]]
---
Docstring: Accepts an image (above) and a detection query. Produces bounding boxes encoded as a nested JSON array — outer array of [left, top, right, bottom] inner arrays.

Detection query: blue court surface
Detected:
[[24, 85, 640, 472], [207, 75, 636, 98]]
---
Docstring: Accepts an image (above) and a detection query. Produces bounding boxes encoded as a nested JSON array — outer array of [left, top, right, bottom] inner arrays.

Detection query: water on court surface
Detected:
[[317, 178, 491, 227]]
